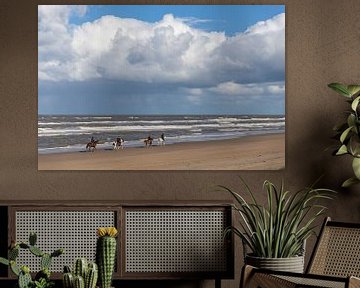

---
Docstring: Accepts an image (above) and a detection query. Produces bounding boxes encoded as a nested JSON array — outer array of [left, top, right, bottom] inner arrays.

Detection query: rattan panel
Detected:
[[277, 275, 345, 288], [15, 211, 115, 272], [310, 226, 360, 277], [125, 210, 227, 273]]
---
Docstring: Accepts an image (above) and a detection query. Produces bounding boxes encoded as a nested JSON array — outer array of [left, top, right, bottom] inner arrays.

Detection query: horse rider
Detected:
[[160, 133, 165, 141]]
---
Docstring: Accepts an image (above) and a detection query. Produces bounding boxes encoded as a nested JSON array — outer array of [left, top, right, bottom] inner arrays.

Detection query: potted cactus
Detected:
[[0, 232, 63, 288], [62, 258, 98, 288], [96, 227, 118, 288]]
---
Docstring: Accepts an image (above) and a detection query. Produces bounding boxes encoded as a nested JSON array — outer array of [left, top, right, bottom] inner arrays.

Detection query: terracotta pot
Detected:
[[245, 254, 304, 273]]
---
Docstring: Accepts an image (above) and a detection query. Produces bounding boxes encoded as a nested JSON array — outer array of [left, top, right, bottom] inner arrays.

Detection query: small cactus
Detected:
[[63, 259, 98, 288], [85, 263, 98, 288], [51, 248, 64, 258], [29, 232, 37, 246], [29, 245, 44, 257], [10, 260, 20, 276], [41, 253, 52, 270], [0, 232, 63, 288], [18, 269, 32, 288], [96, 227, 118, 288], [35, 268, 51, 282], [9, 247, 19, 260], [74, 275, 85, 288], [74, 258, 88, 279], [63, 272, 74, 288]]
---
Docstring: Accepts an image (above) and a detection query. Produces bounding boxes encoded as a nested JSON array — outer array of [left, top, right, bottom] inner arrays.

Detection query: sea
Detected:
[[38, 115, 285, 154]]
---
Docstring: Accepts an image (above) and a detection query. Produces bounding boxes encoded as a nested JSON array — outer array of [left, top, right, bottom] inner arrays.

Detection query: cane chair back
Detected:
[[241, 217, 360, 288], [307, 217, 360, 278]]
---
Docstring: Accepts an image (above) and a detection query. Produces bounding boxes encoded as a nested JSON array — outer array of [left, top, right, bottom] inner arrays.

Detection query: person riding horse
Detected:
[[113, 137, 124, 150], [144, 135, 153, 147]]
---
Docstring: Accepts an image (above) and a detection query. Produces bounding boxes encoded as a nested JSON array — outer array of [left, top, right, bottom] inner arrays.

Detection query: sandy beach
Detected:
[[38, 133, 285, 170]]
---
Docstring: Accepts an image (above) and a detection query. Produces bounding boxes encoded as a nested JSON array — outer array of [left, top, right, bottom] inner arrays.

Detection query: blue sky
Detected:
[[38, 5, 285, 115], [71, 5, 284, 36]]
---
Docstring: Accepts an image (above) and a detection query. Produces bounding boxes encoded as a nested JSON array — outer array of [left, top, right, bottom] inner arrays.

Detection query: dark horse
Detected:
[[144, 137, 153, 147], [86, 140, 99, 152]]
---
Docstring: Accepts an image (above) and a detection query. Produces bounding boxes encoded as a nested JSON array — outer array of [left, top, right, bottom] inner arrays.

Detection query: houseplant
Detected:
[[221, 179, 334, 272], [0, 232, 63, 288], [328, 82, 360, 187], [96, 227, 118, 288], [62, 258, 98, 288]]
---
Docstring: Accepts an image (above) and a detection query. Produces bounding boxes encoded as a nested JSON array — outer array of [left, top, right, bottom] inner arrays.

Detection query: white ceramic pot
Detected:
[[245, 254, 305, 273]]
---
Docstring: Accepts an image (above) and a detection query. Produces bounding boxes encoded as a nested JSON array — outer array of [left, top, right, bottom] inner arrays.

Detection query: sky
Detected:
[[38, 5, 285, 115]]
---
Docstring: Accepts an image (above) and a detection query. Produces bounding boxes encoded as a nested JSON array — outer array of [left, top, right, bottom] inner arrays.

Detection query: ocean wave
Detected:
[[38, 116, 285, 127], [38, 122, 284, 137]]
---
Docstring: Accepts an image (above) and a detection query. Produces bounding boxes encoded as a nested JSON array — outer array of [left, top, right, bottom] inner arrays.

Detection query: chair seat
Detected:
[[277, 274, 346, 288], [243, 266, 360, 288]]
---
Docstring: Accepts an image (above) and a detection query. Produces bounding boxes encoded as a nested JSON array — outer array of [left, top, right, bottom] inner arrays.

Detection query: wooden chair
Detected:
[[241, 217, 360, 288]]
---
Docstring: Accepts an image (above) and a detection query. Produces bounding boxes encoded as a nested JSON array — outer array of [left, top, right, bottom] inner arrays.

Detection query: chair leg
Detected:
[[215, 278, 221, 288], [240, 265, 255, 288]]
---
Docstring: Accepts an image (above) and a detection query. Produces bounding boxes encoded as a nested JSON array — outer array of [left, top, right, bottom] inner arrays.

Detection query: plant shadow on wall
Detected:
[[328, 83, 360, 187], [220, 178, 335, 273]]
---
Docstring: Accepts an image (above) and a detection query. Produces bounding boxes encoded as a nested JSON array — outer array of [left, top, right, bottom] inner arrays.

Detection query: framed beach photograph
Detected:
[[38, 4, 285, 170]]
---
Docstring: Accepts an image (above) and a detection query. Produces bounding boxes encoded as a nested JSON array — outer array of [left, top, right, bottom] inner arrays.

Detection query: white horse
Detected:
[[113, 138, 125, 150], [157, 136, 166, 146]]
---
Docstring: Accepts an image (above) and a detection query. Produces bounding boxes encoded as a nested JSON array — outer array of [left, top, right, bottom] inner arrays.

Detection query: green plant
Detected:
[[0, 232, 63, 288], [328, 82, 360, 187], [96, 227, 118, 288], [62, 259, 98, 288], [221, 179, 334, 258], [32, 278, 54, 288]]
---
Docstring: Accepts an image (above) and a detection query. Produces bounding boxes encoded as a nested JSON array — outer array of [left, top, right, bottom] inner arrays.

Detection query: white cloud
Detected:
[[189, 81, 284, 97], [209, 81, 264, 95], [38, 6, 285, 88]]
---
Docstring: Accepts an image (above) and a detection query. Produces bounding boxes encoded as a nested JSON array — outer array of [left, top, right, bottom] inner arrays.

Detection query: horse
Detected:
[[113, 138, 125, 150], [86, 140, 98, 152], [144, 137, 153, 147], [157, 136, 166, 146]]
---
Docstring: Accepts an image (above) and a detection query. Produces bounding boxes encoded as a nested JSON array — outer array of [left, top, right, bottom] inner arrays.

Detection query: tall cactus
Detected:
[[96, 227, 118, 288]]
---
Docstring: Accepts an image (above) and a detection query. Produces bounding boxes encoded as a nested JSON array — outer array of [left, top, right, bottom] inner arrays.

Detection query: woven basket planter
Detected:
[[245, 254, 305, 273]]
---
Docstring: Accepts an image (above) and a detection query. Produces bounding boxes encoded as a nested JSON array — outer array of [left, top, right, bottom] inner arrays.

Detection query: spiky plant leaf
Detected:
[[221, 179, 335, 258]]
